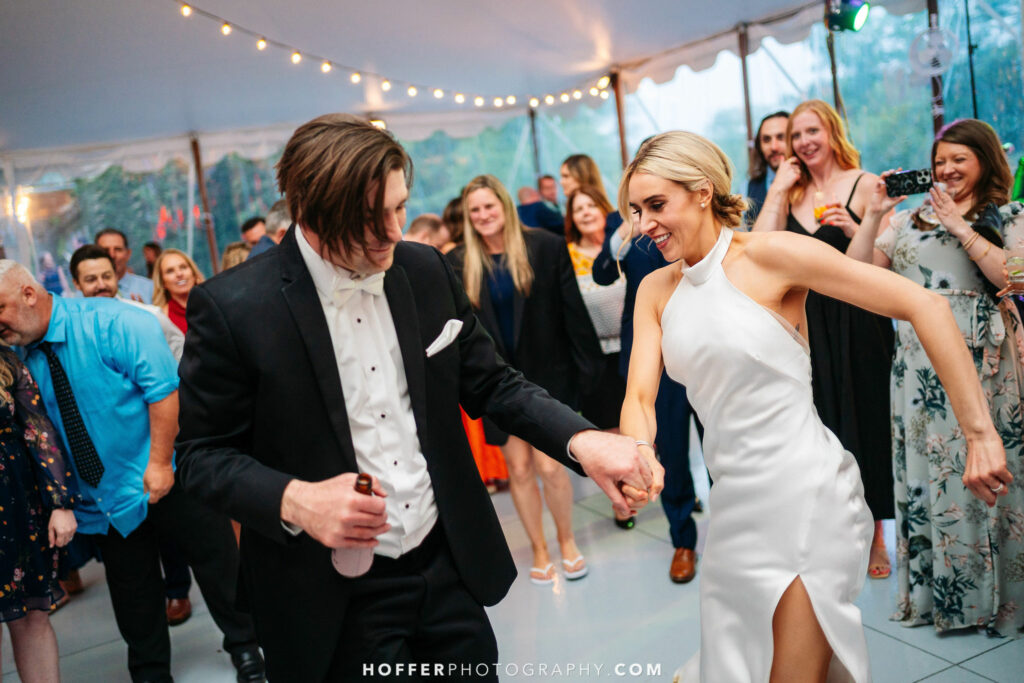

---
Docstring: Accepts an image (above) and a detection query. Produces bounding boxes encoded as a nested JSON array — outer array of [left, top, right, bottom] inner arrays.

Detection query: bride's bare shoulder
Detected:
[[734, 229, 817, 265]]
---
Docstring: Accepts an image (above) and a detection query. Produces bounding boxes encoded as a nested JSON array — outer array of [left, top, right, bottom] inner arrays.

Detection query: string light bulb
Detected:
[[529, 97, 540, 108], [321, 61, 332, 74], [256, 37, 267, 50], [433, 88, 444, 99], [381, 80, 392, 92], [544, 95, 555, 105], [181, 4, 192, 17], [369, 119, 387, 129], [220, 23, 232, 36], [590, 87, 599, 96], [506, 95, 516, 105], [560, 93, 570, 103], [290, 51, 302, 64], [493, 97, 504, 107], [600, 90, 610, 100], [407, 86, 418, 97], [350, 72, 362, 84], [474, 96, 484, 107], [454, 93, 465, 103], [572, 90, 582, 100], [597, 75, 611, 89]]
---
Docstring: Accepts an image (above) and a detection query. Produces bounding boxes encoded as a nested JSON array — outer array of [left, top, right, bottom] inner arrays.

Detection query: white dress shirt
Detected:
[[296, 228, 438, 557]]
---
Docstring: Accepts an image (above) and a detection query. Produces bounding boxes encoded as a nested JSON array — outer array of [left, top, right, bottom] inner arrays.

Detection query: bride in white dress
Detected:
[[616, 132, 1011, 683]]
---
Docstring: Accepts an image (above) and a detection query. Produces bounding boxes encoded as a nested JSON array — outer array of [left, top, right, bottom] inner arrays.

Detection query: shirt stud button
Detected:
[[404, 504, 410, 509], [393, 460, 398, 466]]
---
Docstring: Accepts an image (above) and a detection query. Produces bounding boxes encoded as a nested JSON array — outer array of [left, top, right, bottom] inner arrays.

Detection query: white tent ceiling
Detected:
[[1, 0, 923, 181]]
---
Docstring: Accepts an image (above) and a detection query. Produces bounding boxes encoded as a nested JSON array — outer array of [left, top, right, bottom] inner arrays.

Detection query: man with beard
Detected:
[[745, 111, 790, 224]]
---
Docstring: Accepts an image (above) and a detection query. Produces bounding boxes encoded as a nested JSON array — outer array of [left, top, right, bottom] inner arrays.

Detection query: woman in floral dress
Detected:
[[0, 347, 78, 680], [849, 119, 1024, 635]]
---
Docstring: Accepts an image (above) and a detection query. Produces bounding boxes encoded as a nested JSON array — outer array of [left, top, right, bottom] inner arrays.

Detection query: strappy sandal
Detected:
[[868, 543, 891, 579]]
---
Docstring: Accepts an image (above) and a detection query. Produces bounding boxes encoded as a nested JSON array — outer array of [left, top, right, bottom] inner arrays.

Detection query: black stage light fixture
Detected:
[[826, 0, 871, 32]]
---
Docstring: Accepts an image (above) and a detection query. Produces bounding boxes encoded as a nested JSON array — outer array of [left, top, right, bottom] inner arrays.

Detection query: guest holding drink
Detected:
[[753, 99, 895, 579], [848, 118, 1024, 635]]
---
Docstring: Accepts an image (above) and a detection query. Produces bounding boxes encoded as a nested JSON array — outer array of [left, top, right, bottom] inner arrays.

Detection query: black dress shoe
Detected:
[[231, 649, 266, 683], [614, 514, 636, 530]]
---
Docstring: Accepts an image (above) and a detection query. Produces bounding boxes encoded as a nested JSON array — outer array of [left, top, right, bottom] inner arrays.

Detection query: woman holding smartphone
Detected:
[[847, 118, 1024, 636], [753, 99, 895, 579]]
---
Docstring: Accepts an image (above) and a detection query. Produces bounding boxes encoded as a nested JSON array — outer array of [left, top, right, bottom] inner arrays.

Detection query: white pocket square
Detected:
[[426, 319, 463, 357]]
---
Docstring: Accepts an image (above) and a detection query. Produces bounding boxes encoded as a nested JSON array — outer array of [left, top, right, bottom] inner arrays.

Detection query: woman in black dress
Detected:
[[752, 99, 896, 579], [0, 348, 78, 681]]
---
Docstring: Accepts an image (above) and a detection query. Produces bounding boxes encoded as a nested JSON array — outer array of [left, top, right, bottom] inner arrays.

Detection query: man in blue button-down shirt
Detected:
[[0, 261, 264, 683]]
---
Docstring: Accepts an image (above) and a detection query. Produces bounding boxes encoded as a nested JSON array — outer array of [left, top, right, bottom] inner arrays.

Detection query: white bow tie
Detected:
[[331, 271, 385, 305]]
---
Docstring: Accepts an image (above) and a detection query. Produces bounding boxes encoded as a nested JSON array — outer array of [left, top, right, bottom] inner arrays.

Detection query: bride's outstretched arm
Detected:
[[753, 231, 1011, 506], [619, 274, 670, 505]]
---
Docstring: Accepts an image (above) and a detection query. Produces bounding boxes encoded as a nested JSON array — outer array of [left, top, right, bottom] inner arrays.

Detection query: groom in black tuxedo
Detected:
[[175, 113, 659, 681]]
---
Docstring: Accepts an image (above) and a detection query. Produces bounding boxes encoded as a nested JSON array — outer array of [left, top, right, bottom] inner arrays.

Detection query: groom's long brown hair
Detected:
[[276, 113, 412, 261]]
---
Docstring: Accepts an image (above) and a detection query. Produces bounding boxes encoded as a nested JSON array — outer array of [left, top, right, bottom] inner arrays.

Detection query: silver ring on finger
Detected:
[[990, 483, 1005, 493]]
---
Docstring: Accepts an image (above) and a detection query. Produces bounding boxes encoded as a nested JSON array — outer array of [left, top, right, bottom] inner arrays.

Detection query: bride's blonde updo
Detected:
[[618, 131, 747, 228]]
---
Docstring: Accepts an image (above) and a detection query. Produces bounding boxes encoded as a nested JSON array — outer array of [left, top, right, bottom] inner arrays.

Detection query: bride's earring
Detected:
[[700, 202, 707, 209]]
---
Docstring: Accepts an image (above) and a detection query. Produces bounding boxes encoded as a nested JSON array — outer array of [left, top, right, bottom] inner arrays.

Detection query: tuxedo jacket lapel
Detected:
[[384, 265, 429, 444], [278, 234, 358, 472]]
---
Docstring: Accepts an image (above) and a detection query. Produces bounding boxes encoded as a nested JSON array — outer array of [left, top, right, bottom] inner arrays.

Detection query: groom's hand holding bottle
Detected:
[[280, 472, 390, 548]]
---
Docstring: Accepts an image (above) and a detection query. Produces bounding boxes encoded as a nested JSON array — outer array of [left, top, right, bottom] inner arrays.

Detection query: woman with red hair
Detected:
[[753, 99, 896, 579]]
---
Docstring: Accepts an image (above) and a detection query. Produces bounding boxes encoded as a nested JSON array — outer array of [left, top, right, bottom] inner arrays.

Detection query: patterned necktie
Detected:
[[39, 341, 105, 487]]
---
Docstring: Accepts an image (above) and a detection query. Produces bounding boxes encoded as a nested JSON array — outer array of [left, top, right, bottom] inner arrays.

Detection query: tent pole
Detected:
[[738, 24, 754, 152], [825, 29, 847, 122], [190, 135, 220, 275], [610, 70, 629, 168], [927, 0, 945, 136], [528, 108, 541, 178]]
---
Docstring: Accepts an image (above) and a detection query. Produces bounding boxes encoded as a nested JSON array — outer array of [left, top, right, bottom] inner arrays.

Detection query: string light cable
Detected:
[[173, 1, 611, 109]]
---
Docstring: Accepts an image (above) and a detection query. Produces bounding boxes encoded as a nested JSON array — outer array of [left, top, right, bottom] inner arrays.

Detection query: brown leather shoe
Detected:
[[166, 597, 192, 626], [60, 569, 84, 595], [669, 548, 697, 584]]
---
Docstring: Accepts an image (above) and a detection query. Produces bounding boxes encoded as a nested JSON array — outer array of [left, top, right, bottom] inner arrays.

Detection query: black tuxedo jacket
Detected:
[[175, 227, 593, 681], [447, 229, 603, 411]]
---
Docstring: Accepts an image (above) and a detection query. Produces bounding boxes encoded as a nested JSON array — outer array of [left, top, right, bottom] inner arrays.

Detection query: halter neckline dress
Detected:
[[663, 228, 873, 682]]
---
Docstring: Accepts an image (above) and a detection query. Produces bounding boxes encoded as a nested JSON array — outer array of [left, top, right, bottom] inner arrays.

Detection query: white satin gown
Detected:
[[664, 228, 873, 683]]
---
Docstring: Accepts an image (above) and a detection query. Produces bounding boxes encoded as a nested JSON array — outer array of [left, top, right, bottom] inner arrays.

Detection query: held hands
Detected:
[[570, 430, 665, 517], [143, 462, 175, 503], [963, 432, 1013, 507], [48, 508, 77, 548], [280, 473, 390, 549]]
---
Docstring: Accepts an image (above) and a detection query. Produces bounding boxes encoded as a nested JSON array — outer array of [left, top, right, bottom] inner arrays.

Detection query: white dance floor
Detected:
[[3, 433, 1020, 681]]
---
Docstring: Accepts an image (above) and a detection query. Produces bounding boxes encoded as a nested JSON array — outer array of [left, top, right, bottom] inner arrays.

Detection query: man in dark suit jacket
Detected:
[[592, 216, 700, 583], [175, 113, 659, 682], [744, 111, 790, 226]]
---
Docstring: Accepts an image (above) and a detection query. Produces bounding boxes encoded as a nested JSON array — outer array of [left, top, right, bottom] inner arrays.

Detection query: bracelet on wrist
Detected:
[[634, 440, 659, 460], [961, 230, 980, 250], [969, 241, 992, 261]]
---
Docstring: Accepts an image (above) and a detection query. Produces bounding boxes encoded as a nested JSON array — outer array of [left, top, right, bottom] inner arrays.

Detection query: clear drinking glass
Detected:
[[1005, 214, 1024, 294]]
